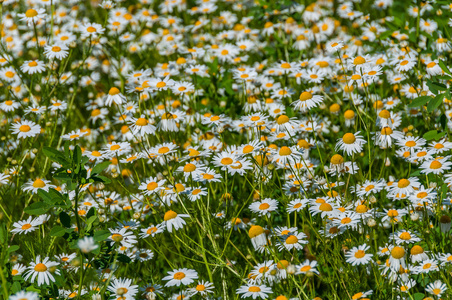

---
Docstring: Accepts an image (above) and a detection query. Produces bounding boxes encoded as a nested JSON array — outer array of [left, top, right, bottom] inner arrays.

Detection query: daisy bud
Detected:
[[29, 167, 35, 172], [286, 264, 296, 275], [369, 195, 377, 204], [133, 212, 141, 220], [383, 220, 391, 229], [306, 270, 315, 277], [267, 163, 275, 170], [220, 101, 226, 107], [92, 294, 102, 300], [69, 41, 77, 48], [367, 218, 376, 227], [99, 217, 105, 223], [145, 292, 156, 300], [358, 227, 364, 234], [332, 125, 340, 133], [429, 182, 437, 189], [98, 209, 104, 214], [410, 212, 419, 221], [385, 157, 391, 166], [11, 160, 17, 165]]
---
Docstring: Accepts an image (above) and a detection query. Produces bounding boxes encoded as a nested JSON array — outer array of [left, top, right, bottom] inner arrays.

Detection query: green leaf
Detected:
[[43, 147, 69, 166], [408, 96, 430, 108], [24, 202, 51, 215], [441, 114, 448, 129], [410, 170, 421, 177], [439, 60, 452, 76], [117, 254, 132, 263], [379, 30, 393, 40], [50, 226, 66, 237], [427, 93, 445, 112], [91, 161, 111, 175], [86, 207, 96, 220], [53, 173, 72, 181], [11, 281, 21, 294], [423, 130, 438, 140], [37, 189, 54, 205], [436, 131, 447, 139], [8, 245, 19, 253], [91, 175, 111, 184], [59, 212, 71, 228], [413, 293, 424, 300], [94, 230, 110, 241]]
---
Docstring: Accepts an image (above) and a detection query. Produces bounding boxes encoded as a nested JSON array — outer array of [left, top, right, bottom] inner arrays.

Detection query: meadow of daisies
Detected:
[[4, 0, 452, 299]]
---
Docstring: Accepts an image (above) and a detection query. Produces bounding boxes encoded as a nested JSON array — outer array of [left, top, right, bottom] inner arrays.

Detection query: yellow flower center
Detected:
[[285, 235, 298, 244], [173, 272, 186, 280], [34, 263, 48, 272], [397, 179, 410, 188], [33, 179, 46, 188], [342, 133, 356, 144], [354, 250, 365, 258], [164, 210, 177, 221], [430, 160, 442, 169], [19, 125, 31, 132], [279, 146, 292, 156], [25, 9, 38, 18], [109, 87, 120, 95], [135, 118, 148, 126], [391, 246, 405, 259]]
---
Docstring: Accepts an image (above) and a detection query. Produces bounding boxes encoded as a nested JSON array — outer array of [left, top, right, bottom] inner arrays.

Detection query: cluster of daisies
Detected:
[[3, 0, 452, 299]]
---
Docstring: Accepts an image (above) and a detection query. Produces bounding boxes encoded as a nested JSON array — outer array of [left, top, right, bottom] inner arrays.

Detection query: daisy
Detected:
[[292, 91, 324, 112], [388, 177, 421, 198], [249, 198, 278, 217], [277, 231, 308, 251], [162, 268, 198, 287], [335, 132, 367, 156], [11, 263, 27, 276], [101, 142, 132, 157], [158, 111, 182, 132], [391, 230, 421, 245], [77, 237, 98, 253], [388, 246, 406, 271], [105, 87, 126, 106], [9, 291, 39, 300], [20, 60, 45, 74], [345, 244, 373, 266], [236, 283, 272, 299], [107, 277, 139, 300], [295, 260, 319, 275], [108, 228, 138, 248], [24, 256, 60, 286], [414, 259, 439, 274], [61, 129, 88, 141], [420, 157, 452, 175], [147, 76, 175, 91], [140, 224, 165, 238], [80, 22, 105, 38], [10, 120, 41, 139], [44, 44, 69, 60], [10, 216, 40, 235], [410, 245, 429, 263], [248, 225, 268, 249], [286, 198, 309, 213], [1, 100, 20, 112], [426, 280, 447, 297], [189, 280, 215, 296], [19, 8, 46, 25], [428, 138, 452, 154], [163, 210, 190, 232], [129, 115, 156, 136], [22, 178, 55, 194]]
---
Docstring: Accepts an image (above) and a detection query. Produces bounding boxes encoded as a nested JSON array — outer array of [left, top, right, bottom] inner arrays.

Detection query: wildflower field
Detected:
[[4, 0, 452, 299]]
